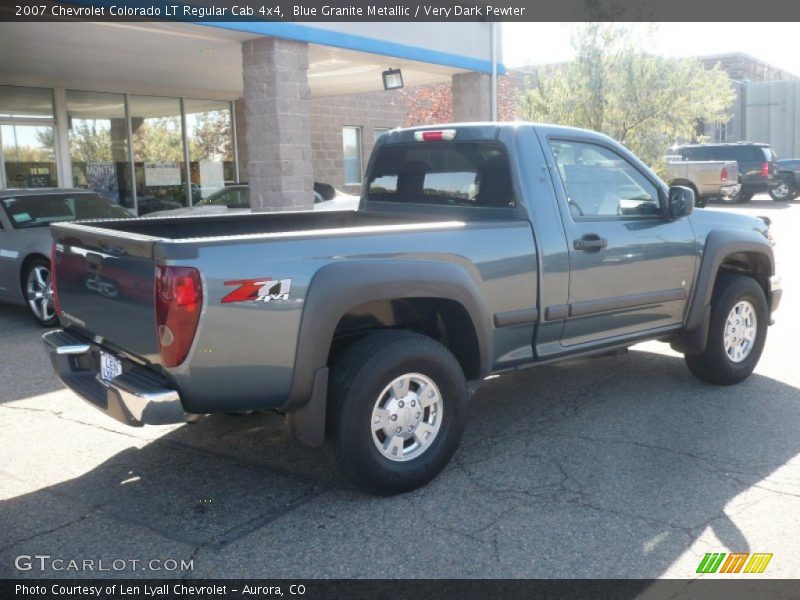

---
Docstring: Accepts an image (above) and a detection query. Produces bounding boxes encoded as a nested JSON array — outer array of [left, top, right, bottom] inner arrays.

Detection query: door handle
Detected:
[[573, 234, 607, 252]]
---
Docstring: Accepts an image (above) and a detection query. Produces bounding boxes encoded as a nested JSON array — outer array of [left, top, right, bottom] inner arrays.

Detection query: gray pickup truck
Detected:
[[43, 123, 782, 495]]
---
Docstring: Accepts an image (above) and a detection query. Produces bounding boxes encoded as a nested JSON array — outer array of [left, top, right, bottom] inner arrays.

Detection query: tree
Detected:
[[404, 76, 519, 126], [518, 24, 735, 171]]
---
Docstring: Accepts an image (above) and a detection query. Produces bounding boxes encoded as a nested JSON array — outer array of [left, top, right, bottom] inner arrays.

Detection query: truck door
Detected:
[[540, 135, 696, 347]]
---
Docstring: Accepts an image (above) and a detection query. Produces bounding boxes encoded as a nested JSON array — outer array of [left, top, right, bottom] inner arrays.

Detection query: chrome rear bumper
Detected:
[[43, 329, 191, 427]]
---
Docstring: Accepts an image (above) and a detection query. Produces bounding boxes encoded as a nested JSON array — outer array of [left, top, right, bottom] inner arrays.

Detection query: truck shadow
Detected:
[[1, 348, 799, 578]]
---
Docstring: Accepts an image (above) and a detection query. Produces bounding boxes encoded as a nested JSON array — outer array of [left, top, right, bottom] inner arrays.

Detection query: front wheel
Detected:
[[684, 274, 768, 385], [23, 258, 58, 327], [326, 330, 468, 495]]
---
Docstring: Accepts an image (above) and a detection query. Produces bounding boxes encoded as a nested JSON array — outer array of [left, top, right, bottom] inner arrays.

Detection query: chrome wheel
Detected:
[[26, 263, 55, 323], [371, 373, 443, 462], [724, 300, 757, 363]]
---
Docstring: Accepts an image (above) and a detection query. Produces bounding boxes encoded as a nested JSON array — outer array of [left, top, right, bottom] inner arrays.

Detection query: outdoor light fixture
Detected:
[[382, 68, 404, 90]]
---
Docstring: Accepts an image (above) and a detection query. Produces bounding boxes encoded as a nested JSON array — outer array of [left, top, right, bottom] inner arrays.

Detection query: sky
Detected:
[[502, 23, 800, 78]]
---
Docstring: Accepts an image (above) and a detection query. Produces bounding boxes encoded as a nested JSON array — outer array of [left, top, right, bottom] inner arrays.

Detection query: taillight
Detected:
[[414, 129, 457, 142], [155, 266, 202, 367], [720, 167, 729, 181], [50, 241, 62, 317], [761, 162, 769, 177]]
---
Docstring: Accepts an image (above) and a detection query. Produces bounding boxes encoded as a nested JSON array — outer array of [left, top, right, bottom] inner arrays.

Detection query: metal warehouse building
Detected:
[[0, 21, 502, 213]]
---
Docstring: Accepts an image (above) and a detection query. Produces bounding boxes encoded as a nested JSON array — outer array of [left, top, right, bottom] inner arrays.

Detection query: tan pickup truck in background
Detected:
[[664, 156, 741, 207]]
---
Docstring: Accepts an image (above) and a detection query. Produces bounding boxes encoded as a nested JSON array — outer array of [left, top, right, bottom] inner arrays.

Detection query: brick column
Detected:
[[242, 37, 313, 211], [452, 72, 492, 122]]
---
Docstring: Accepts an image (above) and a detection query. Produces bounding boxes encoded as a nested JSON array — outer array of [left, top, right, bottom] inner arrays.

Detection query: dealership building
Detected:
[[0, 21, 502, 213]]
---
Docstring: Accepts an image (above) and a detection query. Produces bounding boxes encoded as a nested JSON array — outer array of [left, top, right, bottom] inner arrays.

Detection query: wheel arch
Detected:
[[285, 259, 491, 412], [672, 229, 773, 354], [283, 260, 491, 447]]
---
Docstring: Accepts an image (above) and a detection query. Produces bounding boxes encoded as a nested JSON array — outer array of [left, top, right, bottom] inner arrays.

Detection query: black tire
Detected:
[[769, 176, 795, 202], [326, 330, 468, 495], [735, 191, 753, 203], [684, 274, 768, 385], [22, 257, 58, 328]]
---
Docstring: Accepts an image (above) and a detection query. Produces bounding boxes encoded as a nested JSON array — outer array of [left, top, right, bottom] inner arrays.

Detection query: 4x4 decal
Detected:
[[222, 278, 291, 303]]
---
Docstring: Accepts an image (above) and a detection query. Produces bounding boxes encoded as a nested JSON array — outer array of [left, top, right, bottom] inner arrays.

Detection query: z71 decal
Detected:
[[222, 278, 292, 304]]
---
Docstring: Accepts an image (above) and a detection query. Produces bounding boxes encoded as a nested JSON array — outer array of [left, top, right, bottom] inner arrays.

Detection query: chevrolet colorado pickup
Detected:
[[43, 123, 782, 495]]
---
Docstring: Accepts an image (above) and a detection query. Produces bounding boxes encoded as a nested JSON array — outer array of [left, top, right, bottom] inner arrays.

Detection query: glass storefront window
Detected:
[[66, 90, 132, 208], [184, 99, 234, 202], [129, 95, 187, 214], [343, 126, 362, 185], [0, 86, 54, 119], [1, 124, 56, 188], [1, 86, 56, 188]]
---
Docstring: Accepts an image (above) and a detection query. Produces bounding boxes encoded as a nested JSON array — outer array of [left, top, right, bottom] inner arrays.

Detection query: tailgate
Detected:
[[722, 160, 739, 185], [51, 222, 161, 363]]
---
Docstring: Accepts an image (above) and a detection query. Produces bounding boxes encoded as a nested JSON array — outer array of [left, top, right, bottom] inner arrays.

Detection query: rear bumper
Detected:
[[720, 183, 741, 198], [43, 329, 192, 427]]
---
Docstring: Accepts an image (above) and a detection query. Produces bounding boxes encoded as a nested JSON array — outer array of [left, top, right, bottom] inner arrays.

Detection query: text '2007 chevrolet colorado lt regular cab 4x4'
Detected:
[[43, 123, 782, 495]]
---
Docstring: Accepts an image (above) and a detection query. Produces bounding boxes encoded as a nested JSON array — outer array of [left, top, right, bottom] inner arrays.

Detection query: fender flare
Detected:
[[673, 228, 773, 354], [283, 259, 492, 412]]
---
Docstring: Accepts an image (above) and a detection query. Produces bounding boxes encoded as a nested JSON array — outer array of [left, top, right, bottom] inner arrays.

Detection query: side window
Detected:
[[550, 140, 661, 218]]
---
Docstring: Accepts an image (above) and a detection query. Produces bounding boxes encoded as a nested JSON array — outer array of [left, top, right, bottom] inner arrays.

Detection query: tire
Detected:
[[326, 330, 468, 495], [735, 192, 753, 203], [769, 176, 795, 202], [684, 274, 768, 385], [22, 257, 58, 327]]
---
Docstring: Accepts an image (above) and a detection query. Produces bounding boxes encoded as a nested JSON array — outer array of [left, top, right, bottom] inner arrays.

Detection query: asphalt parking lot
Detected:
[[1, 196, 798, 581]]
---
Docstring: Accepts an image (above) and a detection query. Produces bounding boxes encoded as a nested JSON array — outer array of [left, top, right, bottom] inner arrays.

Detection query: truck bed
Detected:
[[81, 210, 429, 241]]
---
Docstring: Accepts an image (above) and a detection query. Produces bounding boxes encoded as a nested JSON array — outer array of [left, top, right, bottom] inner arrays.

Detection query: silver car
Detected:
[[146, 184, 360, 217], [0, 188, 131, 326]]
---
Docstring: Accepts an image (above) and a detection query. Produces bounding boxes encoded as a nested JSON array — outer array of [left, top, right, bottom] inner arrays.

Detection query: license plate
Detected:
[[100, 352, 123, 383]]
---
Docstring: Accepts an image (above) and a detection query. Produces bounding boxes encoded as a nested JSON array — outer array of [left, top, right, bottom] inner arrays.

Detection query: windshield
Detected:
[[197, 187, 250, 208], [1, 193, 131, 229], [366, 141, 515, 210]]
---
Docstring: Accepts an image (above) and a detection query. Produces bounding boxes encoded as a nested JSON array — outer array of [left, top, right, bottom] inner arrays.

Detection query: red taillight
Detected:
[[720, 167, 729, 181], [50, 241, 62, 317], [155, 265, 202, 368], [414, 129, 457, 142], [761, 162, 769, 177]]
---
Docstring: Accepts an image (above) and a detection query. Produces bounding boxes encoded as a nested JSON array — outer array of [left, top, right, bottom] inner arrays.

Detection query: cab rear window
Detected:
[[366, 141, 515, 210]]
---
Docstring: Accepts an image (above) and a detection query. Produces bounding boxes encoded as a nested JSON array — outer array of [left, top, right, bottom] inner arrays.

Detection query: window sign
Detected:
[[144, 161, 182, 186]]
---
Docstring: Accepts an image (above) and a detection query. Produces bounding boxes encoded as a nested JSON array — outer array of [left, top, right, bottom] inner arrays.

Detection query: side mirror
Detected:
[[667, 185, 694, 218]]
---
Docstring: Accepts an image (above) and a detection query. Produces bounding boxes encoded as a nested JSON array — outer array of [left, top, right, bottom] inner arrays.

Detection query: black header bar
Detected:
[[2, 0, 800, 22]]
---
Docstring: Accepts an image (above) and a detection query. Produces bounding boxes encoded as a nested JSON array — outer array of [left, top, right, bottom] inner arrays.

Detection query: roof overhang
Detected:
[[0, 22, 503, 99]]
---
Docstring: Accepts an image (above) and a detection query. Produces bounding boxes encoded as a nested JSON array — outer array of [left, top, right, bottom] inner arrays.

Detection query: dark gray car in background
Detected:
[[772, 158, 800, 201], [0, 188, 131, 326]]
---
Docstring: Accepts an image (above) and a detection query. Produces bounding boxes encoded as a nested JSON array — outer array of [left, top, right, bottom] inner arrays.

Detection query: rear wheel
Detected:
[[735, 191, 753, 203], [23, 257, 57, 327], [684, 274, 768, 385], [326, 330, 468, 495], [769, 176, 795, 201]]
